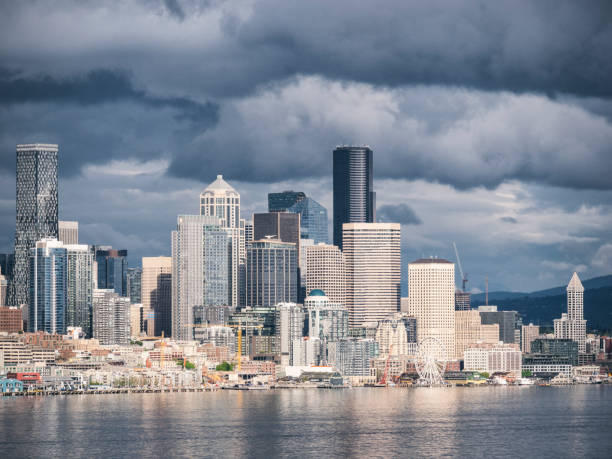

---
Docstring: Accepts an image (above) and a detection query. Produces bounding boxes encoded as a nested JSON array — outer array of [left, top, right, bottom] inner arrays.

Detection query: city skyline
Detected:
[[1, 1, 611, 293]]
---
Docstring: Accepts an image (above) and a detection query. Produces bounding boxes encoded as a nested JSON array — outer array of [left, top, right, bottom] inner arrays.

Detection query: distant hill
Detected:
[[470, 275, 612, 329]]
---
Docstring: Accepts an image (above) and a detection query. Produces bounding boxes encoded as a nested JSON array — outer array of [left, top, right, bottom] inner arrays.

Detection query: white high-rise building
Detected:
[[305, 243, 346, 306], [92, 289, 130, 345], [554, 272, 586, 353], [65, 244, 94, 337], [200, 175, 246, 308], [172, 215, 229, 341], [58, 221, 78, 245], [276, 302, 305, 366], [407, 258, 455, 360], [342, 223, 401, 328]]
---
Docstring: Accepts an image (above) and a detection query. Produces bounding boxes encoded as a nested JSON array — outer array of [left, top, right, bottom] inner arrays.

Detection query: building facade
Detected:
[[172, 215, 229, 341], [554, 272, 587, 353], [58, 221, 78, 245], [95, 248, 128, 297], [246, 240, 297, 308], [268, 191, 306, 212], [343, 223, 401, 328], [12, 144, 59, 314], [305, 243, 346, 306], [521, 323, 540, 353], [276, 302, 305, 366], [29, 239, 66, 334], [126, 268, 142, 304], [142, 257, 172, 337], [92, 289, 130, 345], [65, 244, 94, 337], [406, 258, 455, 360], [328, 339, 379, 376], [375, 313, 418, 356], [464, 343, 522, 375], [478, 306, 518, 344], [199, 175, 245, 308], [332, 146, 375, 249], [455, 291, 471, 311]]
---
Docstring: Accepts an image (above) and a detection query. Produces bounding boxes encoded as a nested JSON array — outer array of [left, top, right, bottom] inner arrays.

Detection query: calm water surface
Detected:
[[1, 386, 612, 458]]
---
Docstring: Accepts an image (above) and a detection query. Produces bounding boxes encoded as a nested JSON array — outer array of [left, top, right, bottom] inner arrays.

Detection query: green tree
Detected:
[[522, 370, 532, 378], [215, 361, 234, 371], [479, 372, 490, 379]]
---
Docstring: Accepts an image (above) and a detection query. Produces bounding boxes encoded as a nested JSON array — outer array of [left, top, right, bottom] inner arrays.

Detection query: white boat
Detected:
[[517, 378, 535, 385]]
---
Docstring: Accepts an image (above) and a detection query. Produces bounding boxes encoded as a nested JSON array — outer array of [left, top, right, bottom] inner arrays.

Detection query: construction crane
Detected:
[[380, 344, 394, 386], [452, 241, 468, 292]]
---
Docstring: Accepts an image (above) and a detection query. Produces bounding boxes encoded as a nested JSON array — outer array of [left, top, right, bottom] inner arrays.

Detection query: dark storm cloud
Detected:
[[0, 68, 218, 125], [163, 0, 186, 21], [377, 204, 422, 225], [500, 217, 518, 224]]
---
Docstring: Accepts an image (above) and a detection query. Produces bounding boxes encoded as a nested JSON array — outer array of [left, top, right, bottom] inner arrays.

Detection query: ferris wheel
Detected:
[[415, 337, 446, 386]]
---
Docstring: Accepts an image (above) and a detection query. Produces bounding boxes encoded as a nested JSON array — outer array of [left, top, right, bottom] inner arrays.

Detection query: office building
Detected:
[[126, 268, 142, 304], [291, 337, 321, 366], [478, 306, 518, 344], [554, 272, 587, 353], [200, 175, 245, 308], [95, 248, 128, 296], [464, 343, 522, 375], [375, 313, 418, 356], [246, 240, 297, 308], [29, 239, 66, 334], [521, 323, 540, 353], [194, 325, 236, 353], [245, 221, 253, 243], [0, 254, 15, 283], [328, 339, 379, 376], [130, 303, 143, 338], [12, 144, 59, 314], [92, 289, 130, 345], [229, 306, 277, 357], [305, 289, 349, 364], [142, 257, 172, 337], [276, 302, 305, 366], [268, 191, 306, 212], [194, 305, 232, 326], [343, 223, 401, 328], [406, 258, 455, 360], [455, 290, 470, 311], [253, 212, 300, 256], [332, 146, 375, 249], [65, 244, 94, 337], [58, 221, 78, 245], [172, 215, 229, 341], [305, 243, 346, 306], [530, 338, 579, 366], [0, 307, 23, 333]]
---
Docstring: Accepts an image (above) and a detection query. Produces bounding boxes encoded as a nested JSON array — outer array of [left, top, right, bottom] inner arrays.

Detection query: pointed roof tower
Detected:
[[567, 272, 584, 292], [203, 174, 236, 194]]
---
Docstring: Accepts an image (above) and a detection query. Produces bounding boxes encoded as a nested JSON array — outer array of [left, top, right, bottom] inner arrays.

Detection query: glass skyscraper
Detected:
[[246, 240, 297, 307], [66, 244, 94, 337], [268, 191, 306, 212], [126, 267, 142, 304], [29, 239, 67, 334], [12, 144, 59, 314], [95, 248, 128, 296], [332, 146, 375, 249], [267, 191, 329, 244]]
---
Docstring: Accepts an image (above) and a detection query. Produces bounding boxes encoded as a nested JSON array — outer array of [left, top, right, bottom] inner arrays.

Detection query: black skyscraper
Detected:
[[332, 146, 375, 249]]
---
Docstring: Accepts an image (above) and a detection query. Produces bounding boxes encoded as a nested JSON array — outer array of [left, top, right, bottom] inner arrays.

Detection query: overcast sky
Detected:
[[1, 0, 611, 293]]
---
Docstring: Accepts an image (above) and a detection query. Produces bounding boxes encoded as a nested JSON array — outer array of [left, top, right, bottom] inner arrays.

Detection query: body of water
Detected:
[[2, 386, 611, 458]]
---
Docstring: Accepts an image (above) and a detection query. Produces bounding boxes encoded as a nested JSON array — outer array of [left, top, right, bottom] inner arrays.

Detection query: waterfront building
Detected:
[[375, 313, 418, 356], [464, 343, 522, 375], [332, 146, 375, 249], [291, 337, 321, 366], [142, 257, 172, 337], [199, 175, 245, 308], [92, 289, 130, 345], [554, 272, 587, 353], [65, 244, 94, 337], [455, 290, 470, 311], [327, 339, 379, 376], [0, 307, 23, 333], [276, 302, 306, 366], [126, 268, 142, 304], [521, 363, 573, 377], [406, 258, 455, 360], [521, 323, 540, 353], [304, 290, 349, 364], [246, 239, 297, 307], [172, 215, 229, 341], [478, 306, 518, 344], [58, 221, 78, 245], [95, 248, 128, 297], [29, 239, 67, 334], [305, 243, 346, 306], [12, 144, 59, 315], [343, 223, 401, 328], [530, 338, 579, 366]]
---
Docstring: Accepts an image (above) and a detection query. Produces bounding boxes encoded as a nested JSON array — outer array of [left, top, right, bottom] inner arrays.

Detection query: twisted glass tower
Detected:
[[332, 146, 375, 249], [11, 144, 59, 315]]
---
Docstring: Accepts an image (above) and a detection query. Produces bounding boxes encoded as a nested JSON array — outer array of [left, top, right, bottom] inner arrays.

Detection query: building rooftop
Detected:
[[410, 258, 453, 264], [567, 272, 584, 292], [309, 289, 326, 297], [203, 174, 237, 194]]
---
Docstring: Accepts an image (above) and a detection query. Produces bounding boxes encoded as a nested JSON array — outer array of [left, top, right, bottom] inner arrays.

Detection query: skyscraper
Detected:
[[268, 191, 328, 244], [268, 191, 306, 212], [29, 239, 66, 334], [172, 215, 229, 341], [92, 289, 130, 345], [12, 143, 59, 314], [0, 253, 15, 282], [407, 258, 455, 360], [554, 272, 587, 353], [343, 223, 401, 328], [305, 243, 346, 306], [276, 302, 305, 366], [58, 221, 78, 245], [65, 244, 94, 337], [246, 240, 297, 308], [95, 248, 128, 296], [332, 146, 375, 249], [126, 267, 142, 304], [200, 175, 245, 308], [253, 212, 301, 254], [142, 257, 172, 337]]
